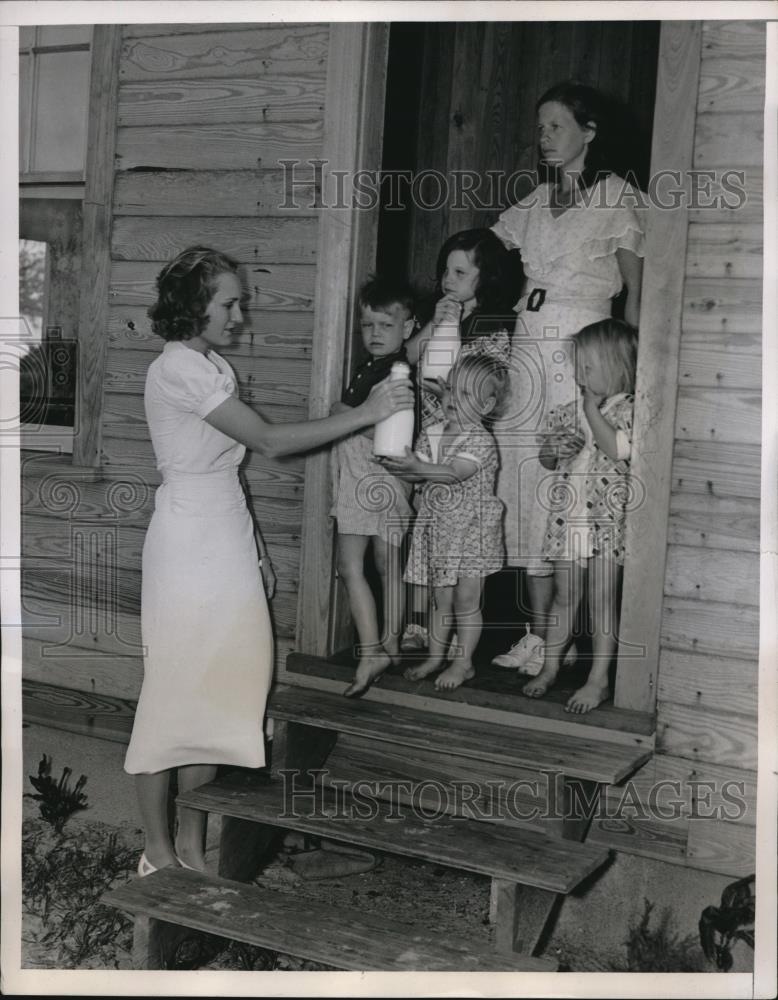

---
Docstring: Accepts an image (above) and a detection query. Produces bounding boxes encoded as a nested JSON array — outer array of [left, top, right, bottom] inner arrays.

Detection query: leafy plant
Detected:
[[620, 899, 707, 972], [24, 754, 89, 833]]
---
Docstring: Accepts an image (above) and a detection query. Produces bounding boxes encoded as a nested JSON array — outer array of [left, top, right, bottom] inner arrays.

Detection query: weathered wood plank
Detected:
[[658, 649, 757, 720], [23, 677, 137, 743], [268, 683, 652, 784], [685, 223, 763, 279], [693, 112, 764, 168], [102, 348, 311, 411], [661, 597, 759, 661], [687, 168, 762, 224], [110, 260, 315, 312], [22, 511, 300, 592], [178, 780, 608, 893], [121, 24, 262, 40], [671, 440, 761, 500], [99, 437, 306, 500], [683, 277, 763, 335], [657, 701, 757, 771], [21, 590, 145, 658], [105, 868, 555, 971], [615, 20, 701, 714], [73, 26, 123, 467], [664, 545, 759, 606], [678, 329, 761, 389], [588, 813, 688, 865], [108, 305, 313, 354], [697, 57, 766, 112], [23, 567, 298, 640], [674, 388, 761, 445], [668, 493, 760, 552], [117, 76, 325, 127], [112, 218, 317, 266], [119, 26, 328, 82], [23, 636, 295, 702], [701, 20, 767, 59], [116, 121, 323, 170], [686, 818, 755, 876]]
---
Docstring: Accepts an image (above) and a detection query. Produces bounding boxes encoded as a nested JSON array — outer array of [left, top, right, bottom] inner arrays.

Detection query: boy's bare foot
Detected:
[[344, 652, 392, 698], [434, 661, 475, 690], [523, 665, 558, 698], [404, 658, 443, 681], [565, 679, 610, 714]]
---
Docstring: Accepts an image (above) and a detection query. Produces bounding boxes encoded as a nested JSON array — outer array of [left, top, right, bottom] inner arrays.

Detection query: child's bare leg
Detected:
[[435, 576, 482, 690], [524, 561, 585, 697], [175, 763, 218, 870], [566, 555, 620, 714], [373, 534, 405, 663], [135, 770, 177, 870], [405, 585, 452, 680], [527, 572, 554, 643], [338, 534, 391, 696]]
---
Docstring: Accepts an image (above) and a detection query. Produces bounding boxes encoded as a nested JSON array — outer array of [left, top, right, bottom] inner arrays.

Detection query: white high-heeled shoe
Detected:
[[137, 853, 159, 878]]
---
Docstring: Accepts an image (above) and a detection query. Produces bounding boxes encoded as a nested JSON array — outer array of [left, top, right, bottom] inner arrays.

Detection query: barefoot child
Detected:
[[400, 228, 514, 653], [523, 318, 638, 713], [381, 354, 509, 691], [330, 277, 417, 697]]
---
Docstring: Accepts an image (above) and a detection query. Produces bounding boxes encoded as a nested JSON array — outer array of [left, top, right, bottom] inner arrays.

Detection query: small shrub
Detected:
[[620, 899, 707, 972], [24, 754, 88, 833]]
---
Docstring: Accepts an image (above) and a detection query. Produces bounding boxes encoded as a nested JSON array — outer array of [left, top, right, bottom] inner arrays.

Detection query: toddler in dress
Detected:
[[330, 277, 417, 697], [524, 318, 638, 713], [381, 353, 510, 691]]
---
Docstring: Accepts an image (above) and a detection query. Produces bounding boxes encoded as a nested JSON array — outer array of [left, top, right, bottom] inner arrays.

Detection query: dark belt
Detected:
[[526, 288, 547, 312]]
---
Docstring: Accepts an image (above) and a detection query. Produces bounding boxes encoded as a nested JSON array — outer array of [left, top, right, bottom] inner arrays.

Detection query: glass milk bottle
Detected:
[[373, 362, 414, 457], [421, 310, 462, 382]]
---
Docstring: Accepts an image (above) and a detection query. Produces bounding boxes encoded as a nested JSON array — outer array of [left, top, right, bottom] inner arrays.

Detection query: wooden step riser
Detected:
[[105, 869, 557, 972], [267, 684, 652, 784], [177, 780, 609, 894]]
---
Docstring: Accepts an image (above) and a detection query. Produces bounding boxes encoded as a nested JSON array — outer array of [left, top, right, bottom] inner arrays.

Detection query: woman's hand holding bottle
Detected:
[[361, 374, 414, 424]]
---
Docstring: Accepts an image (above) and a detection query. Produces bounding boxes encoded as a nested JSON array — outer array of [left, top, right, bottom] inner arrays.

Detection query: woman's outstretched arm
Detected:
[[204, 377, 413, 457]]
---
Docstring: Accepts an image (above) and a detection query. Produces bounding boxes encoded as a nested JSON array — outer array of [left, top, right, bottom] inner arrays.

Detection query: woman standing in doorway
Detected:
[[490, 81, 644, 677], [124, 247, 413, 874]]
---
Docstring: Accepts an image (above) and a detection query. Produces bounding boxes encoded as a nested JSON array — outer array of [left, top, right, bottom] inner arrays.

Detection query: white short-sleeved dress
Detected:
[[124, 340, 272, 774], [490, 173, 645, 570]]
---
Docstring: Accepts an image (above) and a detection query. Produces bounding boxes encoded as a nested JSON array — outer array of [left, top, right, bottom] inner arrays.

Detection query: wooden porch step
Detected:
[[177, 779, 609, 894], [105, 868, 557, 971], [268, 684, 651, 784]]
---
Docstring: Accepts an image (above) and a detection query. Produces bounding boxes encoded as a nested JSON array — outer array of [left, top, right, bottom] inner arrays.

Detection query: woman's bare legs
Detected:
[[175, 763, 218, 870], [435, 576, 483, 690], [135, 771, 178, 870], [566, 555, 620, 713], [524, 561, 586, 697]]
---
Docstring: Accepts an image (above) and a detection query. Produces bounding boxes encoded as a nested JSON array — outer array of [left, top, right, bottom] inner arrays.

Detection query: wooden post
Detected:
[[72, 25, 122, 467], [614, 22, 702, 712], [294, 24, 391, 659]]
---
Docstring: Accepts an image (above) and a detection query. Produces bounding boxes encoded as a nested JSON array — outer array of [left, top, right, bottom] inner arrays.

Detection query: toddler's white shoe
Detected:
[[492, 624, 545, 676], [400, 623, 428, 653]]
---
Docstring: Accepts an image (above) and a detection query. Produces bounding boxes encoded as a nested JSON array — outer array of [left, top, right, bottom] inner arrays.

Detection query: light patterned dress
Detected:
[[490, 173, 645, 570], [541, 393, 634, 565], [404, 425, 504, 588]]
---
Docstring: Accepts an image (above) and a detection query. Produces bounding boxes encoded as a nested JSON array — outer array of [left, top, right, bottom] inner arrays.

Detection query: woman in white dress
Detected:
[[123, 247, 413, 875], [489, 82, 645, 674]]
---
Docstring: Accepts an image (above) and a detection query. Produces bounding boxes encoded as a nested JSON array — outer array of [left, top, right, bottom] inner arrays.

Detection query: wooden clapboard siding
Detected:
[[693, 113, 764, 168], [685, 223, 763, 279], [112, 220, 318, 266], [657, 702, 757, 772], [678, 329, 761, 389], [663, 545, 759, 606], [117, 77, 325, 127], [687, 168, 762, 225], [672, 440, 761, 500], [668, 493, 760, 552], [674, 388, 761, 444], [658, 649, 757, 719], [110, 260, 315, 309], [661, 597, 759, 662], [116, 121, 323, 170], [119, 25, 328, 82], [686, 819, 756, 877], [682, 277, 763, 333]]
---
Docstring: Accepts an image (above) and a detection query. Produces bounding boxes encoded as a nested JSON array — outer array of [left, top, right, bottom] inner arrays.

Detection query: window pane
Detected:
[[31, 50, 91, 173], [19, 239, 47, 352], [19, 26, 35, 48], [38, 25, 92, 46]]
